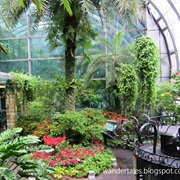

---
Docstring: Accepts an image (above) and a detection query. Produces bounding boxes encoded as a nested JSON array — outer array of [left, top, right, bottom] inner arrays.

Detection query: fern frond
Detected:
[[0, 167, 19, 180]]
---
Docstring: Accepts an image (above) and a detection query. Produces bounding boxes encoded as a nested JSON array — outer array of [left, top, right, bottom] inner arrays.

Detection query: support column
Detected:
[[6, 88, 17, 129]]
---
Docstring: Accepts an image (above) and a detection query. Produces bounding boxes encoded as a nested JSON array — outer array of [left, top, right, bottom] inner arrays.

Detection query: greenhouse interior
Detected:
[[0, 0, 180, 180]]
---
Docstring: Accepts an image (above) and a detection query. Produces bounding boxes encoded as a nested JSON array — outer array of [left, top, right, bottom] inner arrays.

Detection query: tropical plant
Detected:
[[84, 30, 135, 110], [75, 79, 105, 108], [134, 35, 160, 112], [7, 72, 66, 121], [85, 31, 134, 81], [31, 120, 62, 138], [1, 0, 142, 111], [0, 127, 54, 179], [116, 64, 138, 116], [18, 0, 72, 16]]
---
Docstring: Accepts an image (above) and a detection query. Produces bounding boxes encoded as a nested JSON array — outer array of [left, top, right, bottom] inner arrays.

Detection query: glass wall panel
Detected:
[[0, 61, 28, 73], [0, 39, 28, 60], [0, 21, 12, 38], [31, 59, 64, 79], [31, 38, 65, 58]]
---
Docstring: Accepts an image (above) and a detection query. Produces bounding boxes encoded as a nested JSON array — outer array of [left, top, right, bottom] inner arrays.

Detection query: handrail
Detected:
[[138, 122, 157, 154]]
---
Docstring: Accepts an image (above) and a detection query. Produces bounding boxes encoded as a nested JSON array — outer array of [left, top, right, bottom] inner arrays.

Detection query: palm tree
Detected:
[[84, 30, 135, 110], [1, 0, 142, 111], [18, 0, 72, 16]]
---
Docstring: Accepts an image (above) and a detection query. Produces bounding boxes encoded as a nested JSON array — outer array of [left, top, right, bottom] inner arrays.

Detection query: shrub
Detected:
[[55, 108, 106, 146], [17, 115, 40, 136], [155, 71, 180, 116]]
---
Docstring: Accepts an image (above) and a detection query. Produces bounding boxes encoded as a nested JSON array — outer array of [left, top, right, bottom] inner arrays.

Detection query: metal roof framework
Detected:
[[146, 0, 180, 75]]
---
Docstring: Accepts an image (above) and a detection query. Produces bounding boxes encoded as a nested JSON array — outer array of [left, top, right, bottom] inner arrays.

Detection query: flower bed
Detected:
[[32, 137, 114, 179]]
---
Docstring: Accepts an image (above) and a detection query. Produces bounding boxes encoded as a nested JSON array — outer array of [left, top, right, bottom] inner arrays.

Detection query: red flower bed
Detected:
[[32, 143, 104, 167]]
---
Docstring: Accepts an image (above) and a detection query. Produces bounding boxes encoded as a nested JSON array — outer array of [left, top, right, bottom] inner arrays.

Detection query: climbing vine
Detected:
[[117, 64, 138, 116], [9, 72, 39, 101], [5, 72, 40, 116], [134, 35, 160, 111]]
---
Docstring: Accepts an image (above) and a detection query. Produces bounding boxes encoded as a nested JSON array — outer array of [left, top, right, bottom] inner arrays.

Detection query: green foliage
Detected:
[[0, 127, 54, 179], [75, 80, 100, 108], [155, 72, 180, 115], [33, 75, 67, 114], [86, 31, 134, 84], [117, 64, 138, 116], [9, 72, 66, 122], [80, 149, 114, 174], [27, 100, 51, 120], [53, 148, 114, 178], [9, 71, 39, 99], [55, 108, 106, 146], [17, 115, 39, 136], [134, 35, 160, 111]]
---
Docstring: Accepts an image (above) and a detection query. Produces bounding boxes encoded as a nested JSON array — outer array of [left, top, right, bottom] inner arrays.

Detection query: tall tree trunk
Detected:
[[64, 39, 76, 111], [63, 13, 79, 111]]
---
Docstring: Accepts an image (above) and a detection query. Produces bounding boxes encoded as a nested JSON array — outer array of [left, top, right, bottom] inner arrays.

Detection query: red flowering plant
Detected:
[[32, 120, 52, 137], [32, 119, 63, 138], [32, 141, 104, 167], [102, 110, 127, 121], [43, 136, 66, 146]]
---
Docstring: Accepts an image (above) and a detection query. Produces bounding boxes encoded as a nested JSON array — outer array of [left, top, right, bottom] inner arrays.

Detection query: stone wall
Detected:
[[6, 88, 17, 129]]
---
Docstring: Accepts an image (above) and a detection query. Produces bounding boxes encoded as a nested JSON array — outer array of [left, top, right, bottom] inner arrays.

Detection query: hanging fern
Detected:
[[134, 35, 160, 111]]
